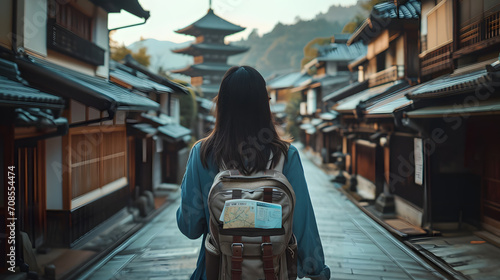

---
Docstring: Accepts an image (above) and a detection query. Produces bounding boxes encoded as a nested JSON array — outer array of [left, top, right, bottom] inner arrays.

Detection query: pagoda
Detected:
[[172, 5, 248, 98]]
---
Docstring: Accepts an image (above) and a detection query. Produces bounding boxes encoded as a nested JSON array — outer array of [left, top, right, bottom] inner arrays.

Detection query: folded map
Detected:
[[220, 199, 282, 229]]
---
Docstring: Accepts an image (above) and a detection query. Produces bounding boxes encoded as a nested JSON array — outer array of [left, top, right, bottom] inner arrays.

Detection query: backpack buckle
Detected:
[[261, 242, 272, 251], [232, 242, 244, 250]]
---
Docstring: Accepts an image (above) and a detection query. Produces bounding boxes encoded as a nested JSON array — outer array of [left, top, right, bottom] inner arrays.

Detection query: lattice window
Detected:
[[70, 129, 127, 199], [49, 0, 92, 41]]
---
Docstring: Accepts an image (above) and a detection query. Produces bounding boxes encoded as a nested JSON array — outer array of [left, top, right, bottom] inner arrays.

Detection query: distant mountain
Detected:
[[127, 39, 193, 74], [127, 2, 360, 79], [227, 2, 361, 77], [228, 18, 345, 78], [315, 3, 364, 24]]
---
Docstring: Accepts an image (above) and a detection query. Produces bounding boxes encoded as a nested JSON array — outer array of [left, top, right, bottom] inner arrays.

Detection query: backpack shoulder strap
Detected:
[[267, 144, 290, 173]]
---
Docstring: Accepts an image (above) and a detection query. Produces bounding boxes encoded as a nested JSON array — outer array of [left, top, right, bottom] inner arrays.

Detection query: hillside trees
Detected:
[[342, 0, 387, 33], [110, 31, 151, 67], [229, 18, 343, 77]]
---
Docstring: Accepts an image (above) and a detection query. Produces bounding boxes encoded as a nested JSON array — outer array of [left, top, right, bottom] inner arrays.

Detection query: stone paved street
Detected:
[[78, 147, 446, 280]]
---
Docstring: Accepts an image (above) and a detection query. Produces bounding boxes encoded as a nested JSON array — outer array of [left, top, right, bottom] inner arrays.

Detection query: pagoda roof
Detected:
[[175, 9, 245, 37], [172, 43, 248, 56], [172, 62, 232, 76]]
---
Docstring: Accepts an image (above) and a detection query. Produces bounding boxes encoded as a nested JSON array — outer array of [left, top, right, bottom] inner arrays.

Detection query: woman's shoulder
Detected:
[[187, 141, 203, 165], [192, 141, 202, 151], [286, 143, 300, 157], [284, 143, 302, 168]]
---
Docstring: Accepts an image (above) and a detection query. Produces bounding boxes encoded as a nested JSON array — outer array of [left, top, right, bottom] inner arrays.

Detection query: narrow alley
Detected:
[[77, 146, 446, 280]]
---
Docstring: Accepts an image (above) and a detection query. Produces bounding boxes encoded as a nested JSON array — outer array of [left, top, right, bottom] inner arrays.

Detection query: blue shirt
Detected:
[[176, 143, 330, 280]]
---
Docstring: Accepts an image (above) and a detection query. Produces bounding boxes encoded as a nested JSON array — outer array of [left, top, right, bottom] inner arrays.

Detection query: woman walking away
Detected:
[[177, 65, 330, 280]]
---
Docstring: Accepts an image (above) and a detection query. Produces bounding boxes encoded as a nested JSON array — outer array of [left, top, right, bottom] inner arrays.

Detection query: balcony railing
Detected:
[[458, 8, 500, 50], [420, 43, 453, 77], [368, 65, 404, 87], [47, 19, 105, 66]]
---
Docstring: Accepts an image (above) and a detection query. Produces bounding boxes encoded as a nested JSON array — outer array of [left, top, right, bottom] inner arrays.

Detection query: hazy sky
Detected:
[[109, 0, 358, 46]]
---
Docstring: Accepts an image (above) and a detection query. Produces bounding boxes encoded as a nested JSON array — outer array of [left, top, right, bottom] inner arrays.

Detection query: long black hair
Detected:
[[199, 66, 289, 175]]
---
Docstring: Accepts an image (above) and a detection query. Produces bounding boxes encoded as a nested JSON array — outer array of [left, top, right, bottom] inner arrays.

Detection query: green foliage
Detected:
[[301, 36, 333, 69], [284, 92, 302, 140], [342, 19, 361, 34], [342, 0, 387, 34], [111, 45, 151, 67], [229, 18, 344, 77], [132, 47, 151, 67], [157, 71, 198, 144], [111, 44, 131, 62], [360, 0, 387, 13], [110, 33, 151, 67], [178, 86, 198, 131]]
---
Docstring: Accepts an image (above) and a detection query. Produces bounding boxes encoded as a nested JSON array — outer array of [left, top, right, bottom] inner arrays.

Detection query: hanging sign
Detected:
[[414, 138, 423, 185]]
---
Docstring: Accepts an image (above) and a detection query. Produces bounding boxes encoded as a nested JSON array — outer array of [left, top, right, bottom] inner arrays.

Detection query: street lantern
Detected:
[[331, 151, 347, 185]]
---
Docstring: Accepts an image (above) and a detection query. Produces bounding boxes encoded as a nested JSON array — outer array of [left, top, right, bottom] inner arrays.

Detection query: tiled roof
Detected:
[[367, 95, 412, 115], [90, 0, 150, 19], [122, 55, 189, 95], [175, 9, 245, 37], [172, 62, 233, 76], [407, 70, 496, 99], [17, 56, 159, 112], [323, 80, 369, 103], [365, 88, 413, 115], [0, 76, 65, 108], [372, 0, 420, 19], [406, 98, 500, 118], [172, 43, 248, 56], [359, 81, 410, 110], [13, 107, 68, 128], [267, 72, 310, 90], [335, 80, 407, 112], [0, 58, 64, 109], [158, 124, 192, 142], [110, 67, 173, 94], [348, 0, 420, 45], [200, 84, 221, 96], [317, 41, 367, 62], [270, 102, 287, 114], [198, 97, 216, 111]]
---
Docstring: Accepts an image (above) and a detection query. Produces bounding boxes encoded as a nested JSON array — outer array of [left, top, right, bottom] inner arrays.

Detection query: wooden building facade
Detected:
[[318, 0, 500, 239], [0, 3, 196, 276]]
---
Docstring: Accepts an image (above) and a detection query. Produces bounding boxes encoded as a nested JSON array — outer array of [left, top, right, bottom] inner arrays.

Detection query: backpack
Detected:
[[205, 153, 298, 280]]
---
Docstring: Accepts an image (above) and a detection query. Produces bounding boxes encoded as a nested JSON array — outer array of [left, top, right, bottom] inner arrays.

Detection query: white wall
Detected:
[[89, 107, 101, 126], [116, 111, 126, 125], [171, 96, 180, 124], [38, 0, 109, 77], [306, 89, 317, 115], [23, 0, 47, 56], [396, 37, 405, 67], [46, 136, 63, 210], [46, 52, 95, 76], [95, 6, 109, 78], [421, 0, 436, 37], [0, 0, 13, 49], [152, 137, 162, 190], [71, 100, 86, 124], [326, 61, 337, 76], [386, 44, 396, 69]]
